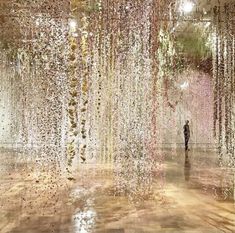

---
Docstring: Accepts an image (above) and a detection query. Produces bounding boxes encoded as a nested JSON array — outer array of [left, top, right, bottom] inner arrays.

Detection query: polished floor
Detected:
[[0, 148, 235, 233]]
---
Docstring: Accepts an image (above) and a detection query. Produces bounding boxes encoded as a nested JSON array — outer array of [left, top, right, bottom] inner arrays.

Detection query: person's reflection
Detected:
[[184, 151, 191, 181]]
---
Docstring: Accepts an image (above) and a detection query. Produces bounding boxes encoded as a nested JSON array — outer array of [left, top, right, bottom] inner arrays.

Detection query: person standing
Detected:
[[183, 120, 190, 151]]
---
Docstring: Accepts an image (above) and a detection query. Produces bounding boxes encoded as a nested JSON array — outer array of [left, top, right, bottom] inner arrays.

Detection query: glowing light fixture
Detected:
[[181, 1, 194, 14], [180, 81, 189, 90], [69, 19, 77, 31]]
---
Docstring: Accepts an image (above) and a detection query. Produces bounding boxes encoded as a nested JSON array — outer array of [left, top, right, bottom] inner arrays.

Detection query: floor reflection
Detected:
[[0, 149, 235, 232], [73, 206, 96, 233], [184, 151, 191, 181]]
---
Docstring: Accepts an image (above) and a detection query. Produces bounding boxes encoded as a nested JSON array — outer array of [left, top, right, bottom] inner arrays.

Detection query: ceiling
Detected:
[[0, 0, 234, 46]]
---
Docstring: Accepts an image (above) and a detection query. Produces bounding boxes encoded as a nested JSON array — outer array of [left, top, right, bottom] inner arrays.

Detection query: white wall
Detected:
[[160, 69, 215, 148]]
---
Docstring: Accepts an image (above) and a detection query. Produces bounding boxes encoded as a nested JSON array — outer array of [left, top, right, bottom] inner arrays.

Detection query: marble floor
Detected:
[[0, 148, 235, 233]]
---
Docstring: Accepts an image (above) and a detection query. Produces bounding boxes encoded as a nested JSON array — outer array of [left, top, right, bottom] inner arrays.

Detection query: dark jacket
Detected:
[[184, 124, 190, 138]]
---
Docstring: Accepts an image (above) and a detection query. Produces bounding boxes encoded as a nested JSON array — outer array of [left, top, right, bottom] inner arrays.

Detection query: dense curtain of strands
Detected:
[[0, 0, 175, 185], [0, 0, 234, 190], [212, 3, 235, 166]]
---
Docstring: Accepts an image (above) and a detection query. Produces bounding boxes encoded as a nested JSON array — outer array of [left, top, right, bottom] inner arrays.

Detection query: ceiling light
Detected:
[[69, 19, 77, 31], [180, 81, 189, 90], [181, 1, 194, 14]]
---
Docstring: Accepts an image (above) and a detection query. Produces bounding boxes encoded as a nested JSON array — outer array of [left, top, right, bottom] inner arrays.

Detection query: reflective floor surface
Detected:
[[0, 149, 235, 233]]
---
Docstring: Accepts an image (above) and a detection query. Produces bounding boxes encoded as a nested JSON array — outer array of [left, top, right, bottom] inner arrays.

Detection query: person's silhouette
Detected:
[[183, 120, 190, 151]]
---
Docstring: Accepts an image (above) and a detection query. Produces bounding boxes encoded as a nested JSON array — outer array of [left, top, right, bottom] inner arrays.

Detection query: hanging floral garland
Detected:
[[212, 3, 235, 165]]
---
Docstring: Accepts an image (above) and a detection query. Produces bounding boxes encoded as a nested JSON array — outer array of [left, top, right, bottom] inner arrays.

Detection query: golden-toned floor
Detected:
[[0, 149, 235, 233]]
